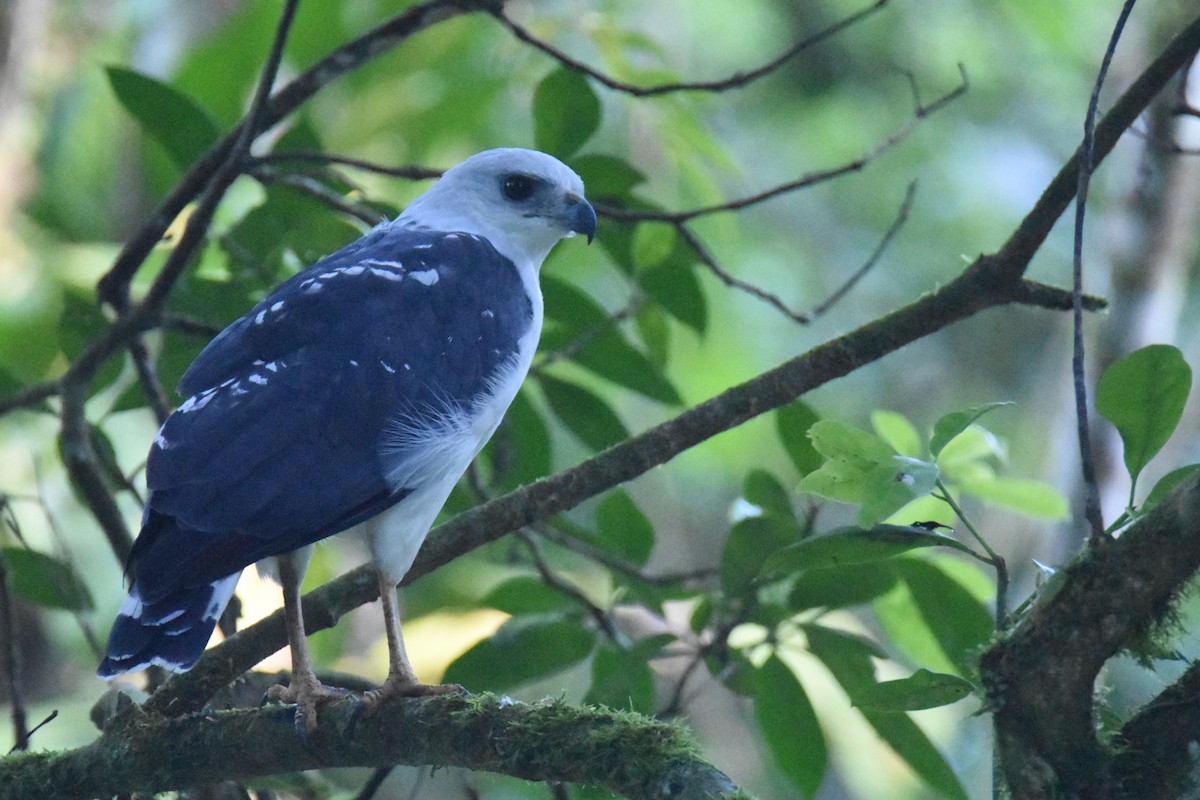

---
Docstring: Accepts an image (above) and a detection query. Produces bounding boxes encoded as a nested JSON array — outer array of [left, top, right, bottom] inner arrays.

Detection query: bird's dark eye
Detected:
[[502, 174, 537, 201]]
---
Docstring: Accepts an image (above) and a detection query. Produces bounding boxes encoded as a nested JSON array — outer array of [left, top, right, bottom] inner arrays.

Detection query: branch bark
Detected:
[[981, 475, 1200, 799], [5, 693, 744, 800]]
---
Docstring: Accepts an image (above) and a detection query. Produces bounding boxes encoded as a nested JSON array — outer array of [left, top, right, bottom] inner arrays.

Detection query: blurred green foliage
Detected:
[[2, 2, 1199, 799]]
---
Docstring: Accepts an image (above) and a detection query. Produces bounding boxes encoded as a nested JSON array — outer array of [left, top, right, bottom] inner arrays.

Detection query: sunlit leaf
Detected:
[[534, 67, 601, 159], [106, 66, 221, 171], [858, 456, 939, 527], [872, 410, 922, 457], [851, 668, 975, 712], [443, 617, 595, 692], [860, 709, 968, 800], [1096, 344, 1192, 487], [956, 475, 1068, 519], [874, 558, 994, 676], [929, 402, 1013, 458], [2, 547, 94, 611], [754, 655, 827, 797]]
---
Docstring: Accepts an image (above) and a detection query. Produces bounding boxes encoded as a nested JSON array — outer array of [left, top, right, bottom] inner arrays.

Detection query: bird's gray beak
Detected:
[[564, 193, 597, 244]]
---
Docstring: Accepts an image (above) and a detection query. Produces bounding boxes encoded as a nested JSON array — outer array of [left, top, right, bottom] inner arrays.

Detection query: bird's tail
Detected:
[[97, 573, 239, 678]]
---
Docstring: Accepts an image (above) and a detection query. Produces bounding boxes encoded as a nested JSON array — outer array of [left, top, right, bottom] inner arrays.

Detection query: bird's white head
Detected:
[[398, 148, 596, 270]]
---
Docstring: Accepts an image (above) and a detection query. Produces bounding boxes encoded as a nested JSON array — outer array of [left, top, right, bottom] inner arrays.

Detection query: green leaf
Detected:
[[858, 456, 940, 527], [106, 66, 221, 171], [762, 524, 974, 578], [481, 576, 573, 615], [805, 624, 966, 800], [1142, 464, 1200, 514], [638, 248, 707, 334], [596, 491, 655, 566], [723, 517, 798, 594], [956, 475, 1069, 519], [1096, 344, 1192, 487], [789, 561, 899, 611], [533, 67, 601, 159], [872, 410, 922, 457], [875, 558, 994, 676], [443, 617, 595, 692], [585, 636, 670, 713], [859, 709, 968, 800], [754, 655, 827, 798], [573, 329, 682, 405], [542, 275, 610, 329], [486, 390, 552, 490], [538, 373, 629, 452], [571, 154, 647, 199], [799, 421, 897, 504], [776, 401, 822, 476], [635, 304, 671, 366], [929, 402, 1013, 458], [851, 668, 975, 712], [743, 470, 795, 521], [2, 547, 94, 611]]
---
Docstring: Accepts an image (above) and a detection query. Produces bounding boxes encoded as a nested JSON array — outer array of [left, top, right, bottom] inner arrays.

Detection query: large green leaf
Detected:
[[805, 625, 966, 800], [775, 401, 822, 476], [486, 390, 552, 490], [742, 470, 796, 522], [443, 617, 595, 692], [481, 576, 574, 615], [761, 524, 973, 579], [875, 558, 994, 676], [754, 655, 827, 798], [872, 410, 922, 457], [596, 491, 655, 566], [1096, 344, 1192, 488], [789, 561, 899, 611], [571, 154, 647, 200], [851, 668, 975, 712], [533, 67, 601, 159], [2, 547, 94, 611], [538, 373, 629, 452], [723, 516, 798, 594], [106, 66, 221, 171], [955, 475, 1068, 519], [858, 456, 939, 527], [637, 245, 707, 334], [573, 329, 682, 405], [1141, 464, 1200, 514]]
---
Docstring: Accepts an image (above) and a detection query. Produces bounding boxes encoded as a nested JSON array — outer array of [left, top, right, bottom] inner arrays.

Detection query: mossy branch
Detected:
[[1, 692, 749, 800]]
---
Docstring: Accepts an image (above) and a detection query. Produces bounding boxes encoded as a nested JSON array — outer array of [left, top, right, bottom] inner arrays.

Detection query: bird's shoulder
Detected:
[[178, 225, 533, 397]]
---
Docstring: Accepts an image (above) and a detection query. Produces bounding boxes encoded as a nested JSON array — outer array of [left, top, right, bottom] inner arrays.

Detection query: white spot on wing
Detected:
[[482, 308, 494, 319], [179, 389, 217, 413], [254, 309, 267, 325], [249, 373, 268, 385], [370, 267, 404, 282], [265, 361, 280, 372], [350, 359, 359, 367], [381, 360, 396, 374], [270, 301, 285, 312], [410, 269, 439, 286]]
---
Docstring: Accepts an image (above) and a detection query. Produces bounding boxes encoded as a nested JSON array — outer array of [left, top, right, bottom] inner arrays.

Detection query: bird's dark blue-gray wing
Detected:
[[118, 227, 533, 611]]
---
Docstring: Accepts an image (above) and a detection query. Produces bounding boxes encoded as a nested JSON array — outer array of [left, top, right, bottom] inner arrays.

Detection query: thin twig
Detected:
[[533, 297, 643, 370], [127, 336, 171, 425], [248, 163, 389, 226], [491, 0, 890, 97], [810, 180, 918, 317], [353, 767, 395, 800], [258, 150, 443, 180], [518, 530, 622, 642], [595, 65, 966, 226], [0, 380, 59, 416], [1074, 0, 1138, 545], [0, 547, 27, 752]]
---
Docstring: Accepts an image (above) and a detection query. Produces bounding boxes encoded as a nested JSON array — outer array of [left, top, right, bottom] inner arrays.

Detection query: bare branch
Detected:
[[1071, 0, 1137, 545], [595, 65, 967, 225], [248, 163, 389, 226], [0, 380, 59, 417], [258, 149, 443, 181], [491, 0, 889, 97]]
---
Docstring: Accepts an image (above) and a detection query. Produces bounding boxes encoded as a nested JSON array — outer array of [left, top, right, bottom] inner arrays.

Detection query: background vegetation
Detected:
[[1, 1, 1199, 798]]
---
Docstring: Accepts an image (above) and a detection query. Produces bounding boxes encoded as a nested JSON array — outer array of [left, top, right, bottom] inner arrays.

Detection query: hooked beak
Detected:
[[563, 192, 597, 244]]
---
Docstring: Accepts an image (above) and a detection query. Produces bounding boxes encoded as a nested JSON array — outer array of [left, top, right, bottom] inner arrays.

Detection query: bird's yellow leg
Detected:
[[266, 551, 349, 734], [361, 567, 464, 707]]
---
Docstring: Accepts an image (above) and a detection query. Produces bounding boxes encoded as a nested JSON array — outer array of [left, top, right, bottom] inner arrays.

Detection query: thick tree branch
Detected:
[[9, 693, 745, 800], [981, 475, 1200, 800]]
